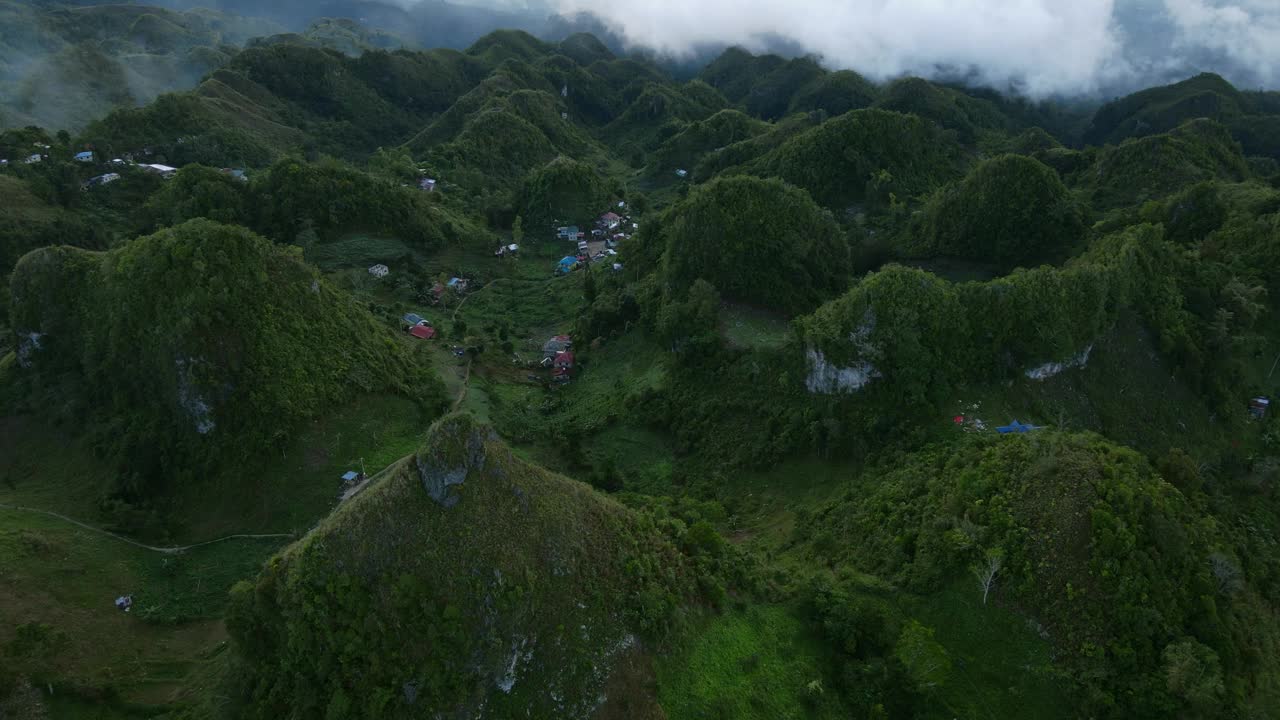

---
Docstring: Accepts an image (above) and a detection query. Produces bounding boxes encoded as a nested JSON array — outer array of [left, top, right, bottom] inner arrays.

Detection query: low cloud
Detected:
[[1162, 0, 1280, 88], [551, 0, 1280, 96]]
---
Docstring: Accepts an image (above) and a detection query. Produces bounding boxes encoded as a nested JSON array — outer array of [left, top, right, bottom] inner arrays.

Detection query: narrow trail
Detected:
[[452, 359, 473, 412], [451, 277, 507, 322], [338, 455, 408, 503], [0, 503, 293, 555]]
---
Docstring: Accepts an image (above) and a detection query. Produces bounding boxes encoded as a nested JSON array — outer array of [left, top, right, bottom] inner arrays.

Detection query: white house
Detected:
[[24, 154, 42, 164], [143, 164, 178, 178], [368, 264, 390, 278], [675, 169, 688, 178]]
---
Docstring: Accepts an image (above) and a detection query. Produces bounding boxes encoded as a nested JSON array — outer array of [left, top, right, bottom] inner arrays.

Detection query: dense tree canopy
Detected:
[[8, 219, 446, 492], [750, 108, 964, 208], [659, 175, 849, 313], [912, 154, 1086, 269], [517, 155, 608, 233]]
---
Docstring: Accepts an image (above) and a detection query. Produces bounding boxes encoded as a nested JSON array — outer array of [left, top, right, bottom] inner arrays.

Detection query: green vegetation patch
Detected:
[[8, 219, 447, 497], [801, 432, 1280, 718], [750, 108, 965, 208], [657, 175, 849, 313], [656, 605, 848, 720], [909, 154, 1085, 269], [0, 507, 282, 705], [306, 234, 414, 272]]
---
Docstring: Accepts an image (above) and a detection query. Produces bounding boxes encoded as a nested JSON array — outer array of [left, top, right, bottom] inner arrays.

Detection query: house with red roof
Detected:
[[410, 325, 436, 340], [553, 350, 575, 370]]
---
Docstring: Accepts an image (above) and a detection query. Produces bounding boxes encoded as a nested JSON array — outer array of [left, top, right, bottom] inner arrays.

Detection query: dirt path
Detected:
[[0, 503, 293, 555], [451, 278, 506, 322], [338, 454, 412, 503], [452, 359, 473, 412]]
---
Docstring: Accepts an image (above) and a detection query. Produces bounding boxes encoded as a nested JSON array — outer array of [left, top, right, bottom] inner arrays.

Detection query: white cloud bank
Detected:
[[1163, 0, 1280, 87], [552, 0, 1280, 95]]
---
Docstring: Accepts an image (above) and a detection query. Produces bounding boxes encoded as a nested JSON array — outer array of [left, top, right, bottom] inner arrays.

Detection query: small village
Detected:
[[367, 200, 636, 391], [0, 140, 246, 189], [554, 202, 632, 276]]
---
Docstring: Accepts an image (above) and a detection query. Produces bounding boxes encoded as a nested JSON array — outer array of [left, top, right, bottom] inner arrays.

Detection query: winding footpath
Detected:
[[0, 503, 293, 555]]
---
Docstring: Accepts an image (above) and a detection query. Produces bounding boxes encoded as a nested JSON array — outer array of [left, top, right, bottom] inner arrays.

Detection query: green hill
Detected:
[[8, 219, 447, 494], [653, 108, 768, 173], [803, 431, 1280, 718], [873, 77, 1017, 143], [909, 154, 1086, 269], [517, 155, 609, 232], [1086, 73, 1246, 146], [746, 108, 966, 208], [226, 413, 696, 720], [655, 175, 849, 313], [1085, 73, 1280, 161], [787, 69, 879, 116], [1080, 118, 1251, 209]]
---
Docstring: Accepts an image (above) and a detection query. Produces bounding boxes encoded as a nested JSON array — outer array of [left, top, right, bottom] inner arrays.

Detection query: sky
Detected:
[[547, 0, 1280, 96]]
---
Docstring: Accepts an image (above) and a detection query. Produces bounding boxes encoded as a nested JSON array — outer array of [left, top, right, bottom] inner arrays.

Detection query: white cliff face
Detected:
[[805, 348, 881, 393], [1025, 344, 1093, 381], [804, 308, 881, 394]]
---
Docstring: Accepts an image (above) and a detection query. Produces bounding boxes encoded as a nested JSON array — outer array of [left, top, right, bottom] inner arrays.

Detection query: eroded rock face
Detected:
[[805, 348, 880, 394], [420, 462, 466, 508], [415, 419, 496, 508], [1025, 345, 1093, 381]]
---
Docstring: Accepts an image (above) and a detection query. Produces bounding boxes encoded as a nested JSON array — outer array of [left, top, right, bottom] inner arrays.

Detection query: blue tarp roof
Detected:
[[997, 419, 1040, 434], [403, 313, 424, 324], [341, 471, 359, 481], [559, 256, 576, 265]]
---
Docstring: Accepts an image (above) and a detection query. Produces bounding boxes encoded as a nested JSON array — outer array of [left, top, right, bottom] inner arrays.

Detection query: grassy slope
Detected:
[[656, 604, 848, 720], [0, 508, 281, 710]]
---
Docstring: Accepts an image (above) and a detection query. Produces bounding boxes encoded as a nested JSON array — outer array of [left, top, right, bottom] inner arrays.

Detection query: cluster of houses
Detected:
[[427, 277, 470, 304], [554, 203, 634, 275], [540, 334, 575, 383], [402, 312, 437, 340]]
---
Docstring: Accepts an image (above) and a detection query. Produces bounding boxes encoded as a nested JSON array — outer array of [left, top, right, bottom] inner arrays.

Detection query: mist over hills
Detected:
[[158, 0, 1280, 97], [10, 0, 1278, 130]]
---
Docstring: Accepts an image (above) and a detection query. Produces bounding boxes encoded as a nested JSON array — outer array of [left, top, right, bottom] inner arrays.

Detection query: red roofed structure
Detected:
[[553, 351, 574, 369], [410, 325, 436, 340]]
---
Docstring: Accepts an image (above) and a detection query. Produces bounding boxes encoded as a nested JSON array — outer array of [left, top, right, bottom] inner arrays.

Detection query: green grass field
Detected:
[[0, 393, 429, 544], [164, 393, 430, 540], [656, 605, 849, 720], [306, 233, 414, 271], [907, 582, 1068, 720], [0, 507, 282, 712]]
